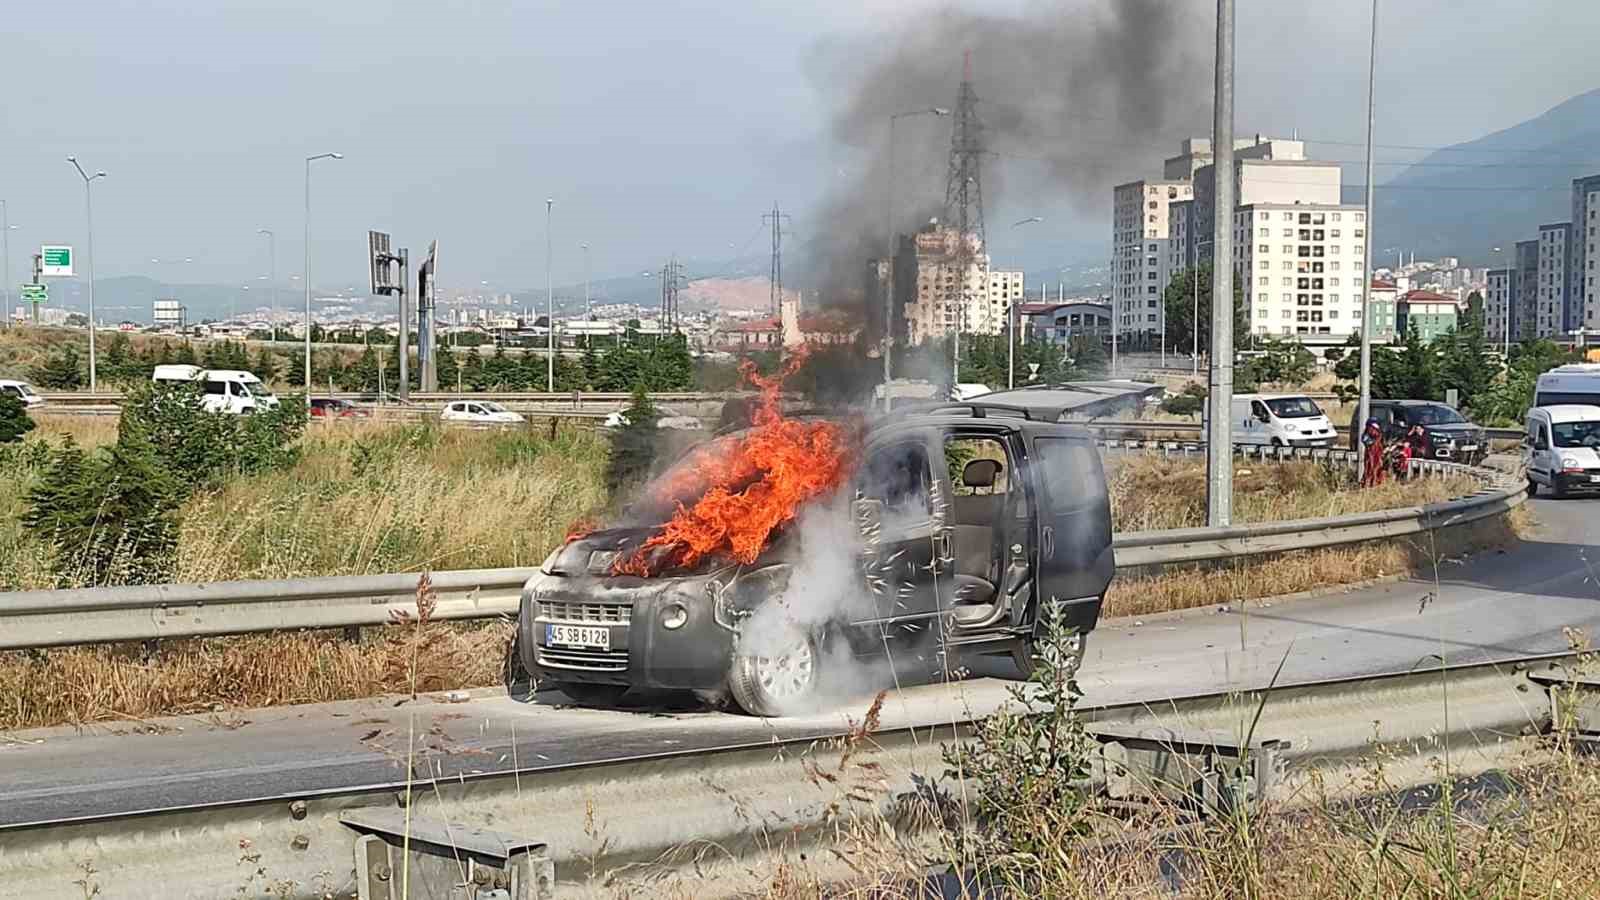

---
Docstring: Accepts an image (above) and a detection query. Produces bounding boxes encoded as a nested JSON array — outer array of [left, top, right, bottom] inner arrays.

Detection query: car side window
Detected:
[[1, 386, 16, 397], [1250, 400, 1270, 421], [468, 404, 485, 416], [1031, 437, 1106, 514], [861, 441, 933, 521], [203, 380, 225, 395]]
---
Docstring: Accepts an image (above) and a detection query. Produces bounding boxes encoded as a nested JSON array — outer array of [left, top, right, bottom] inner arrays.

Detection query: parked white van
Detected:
[[1229, 393, 1337, 447], [1535, 364, 1600, 407], [151, 365, 275, 415], [1523, 404, 1600, 498], [0, 379, 44, 408]]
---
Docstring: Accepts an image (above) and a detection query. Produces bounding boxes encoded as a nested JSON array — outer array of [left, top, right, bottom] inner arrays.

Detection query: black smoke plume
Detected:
[[801, 0, 1212, 320]]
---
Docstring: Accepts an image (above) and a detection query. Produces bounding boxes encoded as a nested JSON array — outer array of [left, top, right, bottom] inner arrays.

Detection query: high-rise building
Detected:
[[1537, 222, 1571, 338], [1233, 204, 1369, 339], [1110, 179, 1192, 337], [1517, 239, 1539, 340], [1571, 174, 1600, 331], [899, 224, 1001, 346]]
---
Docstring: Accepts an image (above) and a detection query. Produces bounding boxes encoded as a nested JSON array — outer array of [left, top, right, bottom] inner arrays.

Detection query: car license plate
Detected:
[[546, 624, 609, 650], [1460, 444, 1477, 452], [1590, 475, 1600, 484]]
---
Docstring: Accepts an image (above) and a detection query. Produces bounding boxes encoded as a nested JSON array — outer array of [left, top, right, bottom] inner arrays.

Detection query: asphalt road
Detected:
[[0, 496, 1594, 829]]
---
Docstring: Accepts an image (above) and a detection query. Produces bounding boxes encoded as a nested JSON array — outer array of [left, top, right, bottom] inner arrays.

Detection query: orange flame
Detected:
[[613, 347, 856, 576]]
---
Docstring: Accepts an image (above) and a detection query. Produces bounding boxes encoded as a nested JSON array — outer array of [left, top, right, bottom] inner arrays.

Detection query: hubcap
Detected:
[[754, 636, 815, 699]]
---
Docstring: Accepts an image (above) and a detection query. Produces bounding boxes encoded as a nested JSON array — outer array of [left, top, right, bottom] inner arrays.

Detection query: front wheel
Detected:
[[1010, 631, 1087, 682], [1527, 477, 1539, 498], [728, 626, 820, 717]]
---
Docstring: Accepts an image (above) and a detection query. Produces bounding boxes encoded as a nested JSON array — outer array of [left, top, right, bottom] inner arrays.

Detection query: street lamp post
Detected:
[[545, 198, 555, 392], [303, 152, 343, 394], [1, 200, 12, 330], [1355, 0, 1380, 485], [67, 158, 107, 391], [1009, 216, 1044, 389], [259, 229, 276, 338], [581, 242, 591, 320], [883, 106, 950, 407]]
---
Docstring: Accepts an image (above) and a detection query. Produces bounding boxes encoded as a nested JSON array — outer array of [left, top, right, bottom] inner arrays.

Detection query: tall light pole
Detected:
[[581, 242, 591, 319], [67, 158, 107, 391], [1009, 216, 1044, 389], [1204, 0, 1236, 528], [883, 106, 950, 406], [1355, 0, 1379, 484], [1, 201, 12, 330], [545, 198, 554, 392], [258, 229, 276, 337], [303, 152, 342, 393]]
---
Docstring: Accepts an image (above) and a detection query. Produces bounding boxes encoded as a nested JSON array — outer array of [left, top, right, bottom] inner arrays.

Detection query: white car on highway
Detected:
[[441, 400, 526, 426], [0, 379, 44, 408], [601, 405, 704, 431]]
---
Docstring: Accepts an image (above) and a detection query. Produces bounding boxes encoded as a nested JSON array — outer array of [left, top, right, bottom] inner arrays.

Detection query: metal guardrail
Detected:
[[37, 390, 743, 406], [0, 445, 1523, 652], [0, 649, 1582, 897]]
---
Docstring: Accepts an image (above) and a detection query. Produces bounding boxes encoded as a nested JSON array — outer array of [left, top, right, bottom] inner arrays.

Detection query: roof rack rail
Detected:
[[890, 400, 1035, 421]]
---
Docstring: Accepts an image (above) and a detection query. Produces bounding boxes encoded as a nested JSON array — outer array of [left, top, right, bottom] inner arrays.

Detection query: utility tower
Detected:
[[660, 257, 686, 332], [763, 203, 791, 317], [943, 51, 987, 344]]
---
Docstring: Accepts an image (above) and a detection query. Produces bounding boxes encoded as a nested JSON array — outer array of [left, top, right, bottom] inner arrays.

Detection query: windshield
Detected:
[[1409, 405, 1467, 426], [1552, 420, 1600, 449], [1265, 397, 1323, 419], [17, 384, 37, 397]]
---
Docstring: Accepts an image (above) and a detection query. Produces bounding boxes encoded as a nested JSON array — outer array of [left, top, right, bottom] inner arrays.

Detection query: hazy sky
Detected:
[[3, 0, 1597, 296]]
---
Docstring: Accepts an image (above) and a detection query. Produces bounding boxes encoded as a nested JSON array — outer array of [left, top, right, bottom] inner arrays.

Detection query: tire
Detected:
[[1010, 631, 1088, 682], [1527, 477, 1538, 498], [555, 682, 630, 707], [728, 626, 820, 717], [1551, 477, 1567, 500]]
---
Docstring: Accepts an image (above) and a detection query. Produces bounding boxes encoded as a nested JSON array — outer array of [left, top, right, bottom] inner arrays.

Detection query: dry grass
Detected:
[[1108, 455, 1481, 533], [0, 621, 512, 732]]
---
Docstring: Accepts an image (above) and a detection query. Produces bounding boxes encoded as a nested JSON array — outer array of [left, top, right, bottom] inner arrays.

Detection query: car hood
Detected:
[[545, 524, 790, 580], [1556, 446, 1600, 468], [1420, 423, 1483, 436]]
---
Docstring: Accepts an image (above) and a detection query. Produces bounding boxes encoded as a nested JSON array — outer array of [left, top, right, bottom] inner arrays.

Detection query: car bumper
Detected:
[[1285, 437, 1332, 448], [520, 575, 733, 690], [1555, 471, 1600, 494]]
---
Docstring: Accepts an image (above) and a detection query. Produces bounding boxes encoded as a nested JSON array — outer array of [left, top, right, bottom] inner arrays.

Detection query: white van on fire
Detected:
[[1229, 393, 1337, 448], [151, 365, 277, 415]]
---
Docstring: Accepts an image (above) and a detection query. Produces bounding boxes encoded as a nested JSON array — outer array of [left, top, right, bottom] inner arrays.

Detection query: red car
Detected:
[[308, 398, 369, 419]]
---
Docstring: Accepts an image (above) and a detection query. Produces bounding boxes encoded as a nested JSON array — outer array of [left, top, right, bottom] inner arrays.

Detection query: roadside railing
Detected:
[[0, 443, 1525, 651]]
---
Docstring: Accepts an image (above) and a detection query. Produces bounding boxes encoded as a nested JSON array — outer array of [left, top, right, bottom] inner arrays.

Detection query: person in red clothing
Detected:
[[1360, 418, 1386, 487]]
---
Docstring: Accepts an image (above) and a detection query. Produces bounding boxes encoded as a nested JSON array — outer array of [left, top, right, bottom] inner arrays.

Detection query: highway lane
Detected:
[[0, 495, 1593, 829]]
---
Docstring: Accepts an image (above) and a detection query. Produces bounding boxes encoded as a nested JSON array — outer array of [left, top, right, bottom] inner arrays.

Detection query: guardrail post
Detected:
[[343, 808, 556, 899]]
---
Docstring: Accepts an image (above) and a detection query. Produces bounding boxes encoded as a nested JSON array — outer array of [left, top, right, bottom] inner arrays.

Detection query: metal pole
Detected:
[[884, 114, 897, 407], [1192, 266, 1200, 378], [1355, 0, 1379, 483], [398, 248, 410, 401], [1, 200, 9, 330], [1205, 0, 1236, 528], [545, 198, 554, 392], [1008, 296, 1015, 389], [582, 242, 591, 320], [259, 229, 276, 339], [303, 152, 342, 395], [68, 159, 105, 391]]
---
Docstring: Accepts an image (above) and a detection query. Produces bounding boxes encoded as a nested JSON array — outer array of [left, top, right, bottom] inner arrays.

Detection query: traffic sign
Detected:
[[40, 246, 73, 277], [21, 284, 46, 303]]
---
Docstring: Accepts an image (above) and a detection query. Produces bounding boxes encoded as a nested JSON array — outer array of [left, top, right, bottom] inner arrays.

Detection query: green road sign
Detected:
[[40, 246, 73, 277], [20, 284, 46, 303]]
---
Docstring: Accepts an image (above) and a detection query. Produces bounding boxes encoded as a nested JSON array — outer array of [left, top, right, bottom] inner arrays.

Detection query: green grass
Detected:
[[0, 418, 609, 589]]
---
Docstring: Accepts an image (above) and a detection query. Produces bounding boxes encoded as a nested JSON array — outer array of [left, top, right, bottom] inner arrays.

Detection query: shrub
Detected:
[[117, 381, 307, 488], [0, 393, 34, 443], [30, 345, 85, 390], [605, 384, 659, 496], [22, 436, 181, 586]]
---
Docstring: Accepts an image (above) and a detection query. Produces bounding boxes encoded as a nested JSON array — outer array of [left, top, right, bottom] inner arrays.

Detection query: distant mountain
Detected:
[[1369, 87, 1600, 264]]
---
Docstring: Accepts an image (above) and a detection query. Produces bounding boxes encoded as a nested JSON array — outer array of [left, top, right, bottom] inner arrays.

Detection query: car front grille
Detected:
[[536, 600, 629, 624], [535, 646, 629, 672]]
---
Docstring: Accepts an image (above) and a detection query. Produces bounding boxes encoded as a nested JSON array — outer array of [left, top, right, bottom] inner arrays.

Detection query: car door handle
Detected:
[[934, 531, 951, 562], [1042, 526, 1055, 558]]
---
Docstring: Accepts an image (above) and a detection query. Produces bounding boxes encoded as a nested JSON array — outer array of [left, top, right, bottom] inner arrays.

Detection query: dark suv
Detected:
[[1348, 400, 1488, 464], [513, 403, 1114, 716]]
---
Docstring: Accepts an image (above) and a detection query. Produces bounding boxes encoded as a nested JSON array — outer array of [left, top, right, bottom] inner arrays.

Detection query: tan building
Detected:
[[1232, 203, 1368, 339], [1111, 180, 1193, 336]]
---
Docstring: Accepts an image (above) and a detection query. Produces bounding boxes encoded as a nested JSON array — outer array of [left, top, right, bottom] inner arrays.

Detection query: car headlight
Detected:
[[540, 546, 563, 575], [1562, 456, 1583, 470], [1283, 423, 1298, 433]]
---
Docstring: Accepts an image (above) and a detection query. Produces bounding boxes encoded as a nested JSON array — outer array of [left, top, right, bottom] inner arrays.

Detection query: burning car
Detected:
[[512, 360, 1114, 716]]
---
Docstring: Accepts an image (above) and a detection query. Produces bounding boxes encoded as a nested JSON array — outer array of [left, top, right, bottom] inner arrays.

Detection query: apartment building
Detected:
[[899, 225, 1017, 345], [1536, 223, 1571, 338], [1110, 179, 1192, 336], [1232, 203, 1368, 339], [1368, 278, 1399, 341], [1573, 174, 1600, 330], [1517, 239, 1540, 339]]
